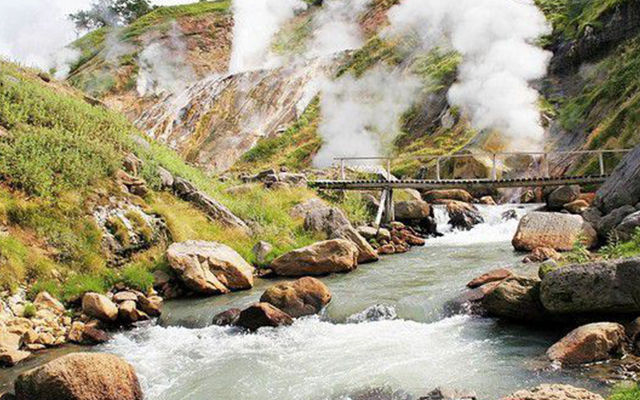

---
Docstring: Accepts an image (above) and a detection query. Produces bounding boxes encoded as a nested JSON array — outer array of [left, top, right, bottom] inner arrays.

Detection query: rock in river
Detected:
[[14, 353, 143, 400], [260, 277, 331, 318], [81, 293, 118, 323], [166, 240, 254, 295], [501, 384, 604, 400], [540, 257, 640, 314], [237, 303, 293, 331], [482, 276, 548, 322], [546, 322, 626, 365], [512, 212, 597, 251], [270, 239, 359, 277]]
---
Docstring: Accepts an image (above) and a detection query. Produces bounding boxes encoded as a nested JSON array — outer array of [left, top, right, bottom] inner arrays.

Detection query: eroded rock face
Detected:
[[501, 384, 604, 400], [423, 189, 473, 203], [546, 322, 626, 365], [82, 293, 118, 323], [167, 241, 254, 295], [512, 212, 597, 251], [236, 303, 293, 331], [547, 186, 581, 211], [594, 144, 640, 215], [394, 201, 431, 221], [14, 353, 143, 400], [270, 239, 359, 277], [482, 276, 548, 322], [615, 210, 640, 241], [540, 257, 640, 314], [260, 277, 331, 318], [330, 226, 379, 264]]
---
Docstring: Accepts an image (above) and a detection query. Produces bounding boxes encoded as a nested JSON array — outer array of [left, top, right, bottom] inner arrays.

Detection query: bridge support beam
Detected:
[[383, 189, 394, 225]]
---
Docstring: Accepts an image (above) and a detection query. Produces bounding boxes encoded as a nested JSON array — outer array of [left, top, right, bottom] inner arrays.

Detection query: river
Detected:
[[93, 204, 603, 400]]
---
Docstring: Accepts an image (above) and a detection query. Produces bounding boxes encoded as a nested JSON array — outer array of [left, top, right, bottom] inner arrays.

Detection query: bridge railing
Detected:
[[334, 149, 632, 182]]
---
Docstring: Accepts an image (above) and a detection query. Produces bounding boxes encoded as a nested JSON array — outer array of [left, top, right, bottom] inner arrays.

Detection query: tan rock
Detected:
[[14, 353, 143, 400], [23, 329, 39, 345], [82, 293, 118, 323], [501, 384, 604, 400], [467, 269, 513, 289], [166, 241, 254, 295], [479, 196, 497, 205], [33, 292, 65, 314], [270, 239, 359, 277], [112, 291, 138, 303], [0, 327, 22, 351], [35, 309, 57, 321], [118, 301, 147, 324], [564, 199, 590, 214], [137, 295, 163, 318], [512, 212, 597, 252], [423, 189, 473, 203], [547, 322, 626, 365], [67, 322, 85, 344], [330, 226, 379, 264], [394, 200, 431, 220], [260, 277, 332, 318], [0, 349, 31, 367], [523, 247, 562, 263], [378, 243, 396, 255]]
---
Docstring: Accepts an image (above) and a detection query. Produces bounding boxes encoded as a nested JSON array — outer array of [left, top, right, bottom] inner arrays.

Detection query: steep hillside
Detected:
[[65, 0, 640, 179], [0, 60, 370, 298]]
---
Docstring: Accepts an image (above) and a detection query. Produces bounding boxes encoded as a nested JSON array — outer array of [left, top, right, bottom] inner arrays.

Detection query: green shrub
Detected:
[[22, 303, 36, 318], [609, 383, 640, 400], [120, 263, 154, 292], [28, 279, 62, 301], [61, 272, 113, 303]]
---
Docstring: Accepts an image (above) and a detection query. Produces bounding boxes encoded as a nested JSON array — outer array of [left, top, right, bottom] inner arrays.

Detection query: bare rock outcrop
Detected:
[[270, 239, 359, 277], [166, 240, 254, 295], [14, 353, 143, 400], [260, 277, 331, 318], [512, 212, 597, 251], [546, 322, 626, 365], [501, 384, 604, 400]]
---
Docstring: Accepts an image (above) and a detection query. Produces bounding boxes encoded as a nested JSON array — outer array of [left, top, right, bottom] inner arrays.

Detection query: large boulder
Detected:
[[616, 210, 640, 241], [482, 276, 548, 322], [594, 145, 640, 215], [236, 303, 293, 331], [82, 293, 118, 323], [547, 185, 580, 211], [540, 257, 640, 314], [166, 241, 254, 295], [597, 205, 636, 237], [446, 201, 483, 231], [14, 353, 143, 400], [423, 189, 473, 203], [501, 385, 604, 400], [270, 239, 359, 277], [330, 226, 379, 264], [546, 322, 626, 365], [394, 201, 431, 221], [512, 212, 597, 251], [304, 206, 351, 236], [260, 277, 331, 318]]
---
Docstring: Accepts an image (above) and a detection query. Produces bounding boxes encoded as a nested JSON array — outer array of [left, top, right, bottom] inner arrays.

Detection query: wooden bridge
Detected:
[[309, 149, 631, 226]]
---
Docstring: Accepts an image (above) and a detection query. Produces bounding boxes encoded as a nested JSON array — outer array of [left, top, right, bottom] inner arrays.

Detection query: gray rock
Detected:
[[512, 212, 597, 251], [594, 144, 640, 214], [252, 241, 273, 265], [615, 210, 640, 241], [173, 178, 251, 234], [482, 276, 549, 322], [394, 201, 431, 221], [157, 167, 174, 189], [304, 207, 351, 236], [330, 226, 379, 264], [541, 257, 640, 314], [548, 185, 581, 211], [581, 207, 603, 229], [597, 205, 636, 237]]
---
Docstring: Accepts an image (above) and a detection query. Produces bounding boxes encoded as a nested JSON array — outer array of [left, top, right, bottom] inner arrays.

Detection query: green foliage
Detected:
[[69, 0, 155, 32], [60, 271, 115, 302], [337, 37, 405, 77], [28, 280, 62, 302], [22, 303, 36, 318], [565, 236, 592, 264], [609, 383, 640, 400], [120, 263, 154, 292], [411, 48, 461, 93], [238, 99, 321, 171], [106, 216, 132, 247], [272, 14, 313, 55], [599, 228, 640, 259], [328, 193, 372, 226]]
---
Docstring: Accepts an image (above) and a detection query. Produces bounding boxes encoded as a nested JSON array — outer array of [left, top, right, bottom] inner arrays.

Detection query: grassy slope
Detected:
[[67, 1, 231, 97], [0, 60, 335, 300]]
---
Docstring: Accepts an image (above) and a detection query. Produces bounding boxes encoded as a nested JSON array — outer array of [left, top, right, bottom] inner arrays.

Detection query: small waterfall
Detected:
[[428, 204, 538, 246]]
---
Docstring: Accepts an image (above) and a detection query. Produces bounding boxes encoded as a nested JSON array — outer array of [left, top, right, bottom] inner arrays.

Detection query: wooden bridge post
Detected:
[[491, 153, 497, 180], [384, 188, 395, 224], [598, 152, 605, 175], [340, 159, 345, 180], [436, 157, 441, 181], [387, 158, 392, 181]]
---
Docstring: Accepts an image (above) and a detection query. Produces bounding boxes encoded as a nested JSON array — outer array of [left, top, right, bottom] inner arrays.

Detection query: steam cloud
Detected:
[[229, 0, 307, 73], [137, 22, 195, 96], [313, 67, 421, 168], [307, 0, 372, 57], [387, 0, 552, 151]]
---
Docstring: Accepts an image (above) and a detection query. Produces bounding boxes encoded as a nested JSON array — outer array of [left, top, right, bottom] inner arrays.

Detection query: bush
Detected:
[[22, 303, 36, 318], [609, 383, 640, 400], [120, 263, 154, 292]]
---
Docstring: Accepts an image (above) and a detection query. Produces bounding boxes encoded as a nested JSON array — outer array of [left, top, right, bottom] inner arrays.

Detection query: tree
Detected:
[[69, 0, 155, 32]]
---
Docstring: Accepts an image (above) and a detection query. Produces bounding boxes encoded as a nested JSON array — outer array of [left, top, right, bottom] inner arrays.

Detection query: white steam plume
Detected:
[[51, 47, 82, 80], [387, 0, 552, 151], [137, 22, 195, 96], [307, 0, 372, 57], [229, 0, 307, 73], [313, 66, 421, 168]]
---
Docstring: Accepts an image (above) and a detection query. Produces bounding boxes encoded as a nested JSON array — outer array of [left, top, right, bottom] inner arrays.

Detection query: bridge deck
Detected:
[[310, 174, 609, 191]]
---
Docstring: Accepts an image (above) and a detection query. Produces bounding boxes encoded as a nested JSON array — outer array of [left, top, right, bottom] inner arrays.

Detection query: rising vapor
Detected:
[[387, 0, 552, 151]]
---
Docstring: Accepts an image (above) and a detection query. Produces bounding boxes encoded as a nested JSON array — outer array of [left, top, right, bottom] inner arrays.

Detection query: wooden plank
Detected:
[[374, 189, 388, 228]]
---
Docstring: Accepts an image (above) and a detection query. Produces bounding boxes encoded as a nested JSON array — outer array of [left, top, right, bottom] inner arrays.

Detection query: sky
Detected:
[[0, 0, 197, 69]]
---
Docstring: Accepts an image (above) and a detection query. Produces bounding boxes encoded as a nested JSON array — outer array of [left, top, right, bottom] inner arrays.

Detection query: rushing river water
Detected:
[[0, 205, 604, 399]]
